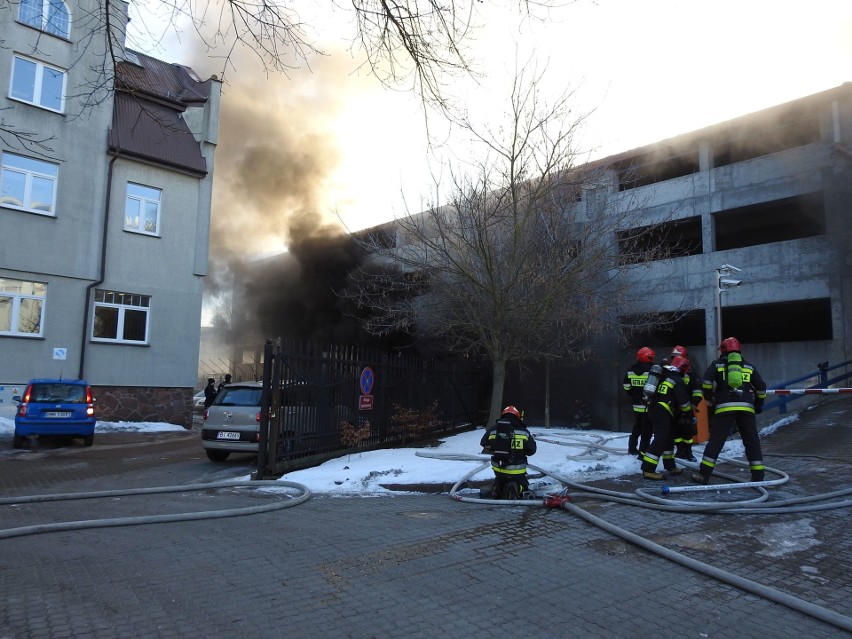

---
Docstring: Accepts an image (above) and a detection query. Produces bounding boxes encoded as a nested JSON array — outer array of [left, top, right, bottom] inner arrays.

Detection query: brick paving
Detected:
[[0, 397, 850, 638]]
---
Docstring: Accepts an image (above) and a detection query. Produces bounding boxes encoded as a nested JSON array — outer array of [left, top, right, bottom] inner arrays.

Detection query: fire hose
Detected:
[[415, 445, 852, 634]]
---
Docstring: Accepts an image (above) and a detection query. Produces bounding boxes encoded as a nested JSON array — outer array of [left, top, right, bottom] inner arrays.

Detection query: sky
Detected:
[[120, 0, 852, 326], [0, 414, 798, 495], [127, 0, 852, 245]]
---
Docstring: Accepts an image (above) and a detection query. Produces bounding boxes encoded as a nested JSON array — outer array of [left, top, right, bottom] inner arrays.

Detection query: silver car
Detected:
[[200, 382, 263, 461]]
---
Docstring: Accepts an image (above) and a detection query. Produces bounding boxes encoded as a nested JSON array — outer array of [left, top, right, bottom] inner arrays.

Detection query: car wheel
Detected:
[[206, 449, 230, 462], [13, 434, 25, 449], [82, 435, 94, 447]]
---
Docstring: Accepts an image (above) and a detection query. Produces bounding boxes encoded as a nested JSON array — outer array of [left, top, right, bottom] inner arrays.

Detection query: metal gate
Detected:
[[255, 338, 483, 478]]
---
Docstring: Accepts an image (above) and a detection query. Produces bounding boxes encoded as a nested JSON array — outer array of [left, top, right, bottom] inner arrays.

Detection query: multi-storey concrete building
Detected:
[[591, 83, 852, 429], [1, 0, 220, 424], [360, 84, 852, 429]]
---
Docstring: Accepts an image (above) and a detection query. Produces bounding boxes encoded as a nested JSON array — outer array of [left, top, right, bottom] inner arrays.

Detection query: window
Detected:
[[92, 290, 150, 344], [618, 216, 703, 264], [0, 278, 46, 337], [18, 0, 70, 38], [714, 193, 825, 250], [722, 299, 832, 343], [1, 152, 59, 214], [10, 55, 66, 112], [124, 183, 161, 235]]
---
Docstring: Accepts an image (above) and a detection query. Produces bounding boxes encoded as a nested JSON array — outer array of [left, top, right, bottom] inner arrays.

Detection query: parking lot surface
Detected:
[[1, 397, 850, 638]]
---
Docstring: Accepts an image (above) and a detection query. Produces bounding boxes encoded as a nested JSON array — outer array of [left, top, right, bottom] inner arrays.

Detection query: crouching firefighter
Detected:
[[640, 356, 695, 480], [480, 406, 537, 499]]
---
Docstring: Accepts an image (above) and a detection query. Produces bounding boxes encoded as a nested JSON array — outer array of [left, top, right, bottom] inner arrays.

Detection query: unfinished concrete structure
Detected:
[[591, 83, 852, 429], [362, 84, 852, 429]]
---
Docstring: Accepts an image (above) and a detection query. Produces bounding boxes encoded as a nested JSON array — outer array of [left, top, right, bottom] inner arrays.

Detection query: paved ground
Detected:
[[0, 397, 850, 639]]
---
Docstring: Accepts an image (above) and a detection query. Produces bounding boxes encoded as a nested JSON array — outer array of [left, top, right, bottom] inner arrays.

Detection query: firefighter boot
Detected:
[[691, 467, 711, 485], [751, 469, 765, 483], [641, 461, 666, 480], [682, 443, 697, 462], [674, 442, 686, 459], [664, 464, 684, 476]]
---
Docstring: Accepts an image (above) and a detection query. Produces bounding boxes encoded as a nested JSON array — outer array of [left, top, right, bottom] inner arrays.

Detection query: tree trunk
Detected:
[[488, 358, 508, 426]]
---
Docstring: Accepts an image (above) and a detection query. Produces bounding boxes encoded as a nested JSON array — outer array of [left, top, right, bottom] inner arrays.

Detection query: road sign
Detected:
[[359, 367, 374, 396], [359, 395, 374, 411]]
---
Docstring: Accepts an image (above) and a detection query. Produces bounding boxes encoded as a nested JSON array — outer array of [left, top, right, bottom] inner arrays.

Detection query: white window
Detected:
[[10, 54, 66, 112], [0, 152, 59, 214], [0, 278, 46, 337], [124, 183, 161, 235], [18, 0, 70, 38], [92, 290, 150, 344]]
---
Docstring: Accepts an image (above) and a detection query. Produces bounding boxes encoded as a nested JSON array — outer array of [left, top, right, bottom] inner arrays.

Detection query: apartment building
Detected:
[[0, 0, 221, 424]]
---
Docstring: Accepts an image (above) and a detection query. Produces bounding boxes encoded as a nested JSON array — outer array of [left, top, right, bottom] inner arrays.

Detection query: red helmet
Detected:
[[636, 347, 655, 363], [501, 405, 521, 419], [669, 356, 689, 373], [671, 345, 688, 358], [720, 337, 741, 354]]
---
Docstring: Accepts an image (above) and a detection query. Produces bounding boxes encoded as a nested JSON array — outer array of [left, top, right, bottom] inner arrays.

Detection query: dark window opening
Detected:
[[712, 107, 821, 167], [621, 310, 707, 351], [722, 298, 832, 344], [618, 216, 703, 264], [356, 225, 396, 249], [617, 150, 699, 191], [714, 192, 825, 250]]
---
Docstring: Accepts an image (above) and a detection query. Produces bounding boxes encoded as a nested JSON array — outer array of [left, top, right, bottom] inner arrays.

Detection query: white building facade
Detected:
[[1, 0, 220, 425]]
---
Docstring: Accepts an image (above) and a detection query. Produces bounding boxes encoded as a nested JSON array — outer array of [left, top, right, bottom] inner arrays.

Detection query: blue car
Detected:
[[13, 379, 96, 449]]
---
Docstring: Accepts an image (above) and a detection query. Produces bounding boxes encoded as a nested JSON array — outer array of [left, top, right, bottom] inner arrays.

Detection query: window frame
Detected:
[[0, 278, 47, 338], [9, 54, 67, 113], [124, 182, 162, 236], [18, 0, 70, 38], [91, 289, 151, 345], [0, 151, 60, 215]]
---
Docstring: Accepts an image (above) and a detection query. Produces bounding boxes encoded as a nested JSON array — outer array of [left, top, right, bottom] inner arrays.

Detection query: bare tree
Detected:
[[348, 64, 671, 426], [126, 0, 564, 107]]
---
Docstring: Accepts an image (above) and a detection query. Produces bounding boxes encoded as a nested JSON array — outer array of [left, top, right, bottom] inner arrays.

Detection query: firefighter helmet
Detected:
[[669, 355, 689, 373], [636, 347, 655, 363], [501, 405, 521, 420], [720, 337, 742, 354], [671, 345, 688, 358]]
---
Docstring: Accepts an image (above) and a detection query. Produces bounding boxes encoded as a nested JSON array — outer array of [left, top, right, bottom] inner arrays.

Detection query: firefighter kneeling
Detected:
[[480, 405, 537, 499]]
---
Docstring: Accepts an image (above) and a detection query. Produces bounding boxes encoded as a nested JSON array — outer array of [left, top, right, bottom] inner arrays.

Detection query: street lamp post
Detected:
[[715, 263, 743, 347]]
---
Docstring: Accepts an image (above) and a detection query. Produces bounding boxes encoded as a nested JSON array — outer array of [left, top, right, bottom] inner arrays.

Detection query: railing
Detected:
[[763, 359, 852, 415]]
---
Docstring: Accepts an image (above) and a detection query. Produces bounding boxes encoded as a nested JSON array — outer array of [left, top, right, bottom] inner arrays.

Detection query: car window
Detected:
[[30, 383, 86, 403], [215, 388, 262, 406]]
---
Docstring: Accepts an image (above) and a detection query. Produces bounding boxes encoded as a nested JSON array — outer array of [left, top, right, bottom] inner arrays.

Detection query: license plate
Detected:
[[44, 411, 72, 418], [217, 431, 241, 440]]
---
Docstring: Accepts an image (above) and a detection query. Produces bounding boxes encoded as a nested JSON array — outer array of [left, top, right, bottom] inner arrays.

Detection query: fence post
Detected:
[[253, 339, 274, 480]]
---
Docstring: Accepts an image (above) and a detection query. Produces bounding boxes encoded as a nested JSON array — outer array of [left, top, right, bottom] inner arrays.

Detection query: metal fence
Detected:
[[254, 338, 484, 478], [763, 359, 852, 414]]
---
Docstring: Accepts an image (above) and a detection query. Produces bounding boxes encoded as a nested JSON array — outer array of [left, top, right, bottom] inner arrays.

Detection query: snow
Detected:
[[2, 413, 797, 495]]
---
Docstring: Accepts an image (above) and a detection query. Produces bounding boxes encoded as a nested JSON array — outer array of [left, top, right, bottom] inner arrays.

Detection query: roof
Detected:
[[108, 50, 211, 176]]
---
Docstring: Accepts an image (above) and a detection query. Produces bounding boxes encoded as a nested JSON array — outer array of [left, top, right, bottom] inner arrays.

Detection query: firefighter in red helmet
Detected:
[[480, 405, 536, 499], [669, 345, 703, 461], [640, 356, 695, 480], [692, 337, 767, 485], [622, 346, 655, 458]]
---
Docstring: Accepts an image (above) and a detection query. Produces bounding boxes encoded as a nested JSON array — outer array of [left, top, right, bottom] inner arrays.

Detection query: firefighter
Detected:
[[640, 355, 695, 480], [623, 347, 655, 458], [623, 346, 656, 456], [670, 345, 703, 462], [692, 337, 767, 485], [480, 405, 536, 499]]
